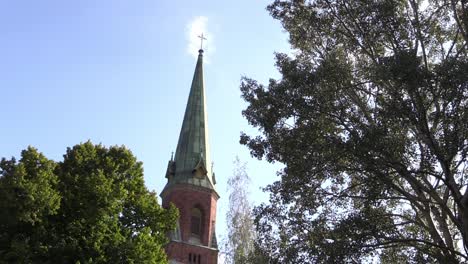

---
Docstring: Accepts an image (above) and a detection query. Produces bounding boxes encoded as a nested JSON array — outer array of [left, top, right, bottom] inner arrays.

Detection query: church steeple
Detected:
[[163, 49, 216, 193], [161, 48, 219, 264]]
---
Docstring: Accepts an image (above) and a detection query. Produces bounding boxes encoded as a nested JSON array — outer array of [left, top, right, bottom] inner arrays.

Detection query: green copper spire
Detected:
[[163, 49, 216, 192]]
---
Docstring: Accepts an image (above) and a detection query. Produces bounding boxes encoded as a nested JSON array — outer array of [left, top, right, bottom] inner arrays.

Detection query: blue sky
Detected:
[[0, 0, 289, 256]]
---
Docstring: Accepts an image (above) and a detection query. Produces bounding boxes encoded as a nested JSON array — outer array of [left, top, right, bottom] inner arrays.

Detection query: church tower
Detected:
[[161, 48, 219, 264]]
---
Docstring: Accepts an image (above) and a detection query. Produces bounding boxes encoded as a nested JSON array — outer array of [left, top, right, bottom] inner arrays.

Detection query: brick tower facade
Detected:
[[161, 49, 219, 264]]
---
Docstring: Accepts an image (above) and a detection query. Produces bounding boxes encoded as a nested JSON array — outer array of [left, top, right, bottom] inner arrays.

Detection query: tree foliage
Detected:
[[224, 157, 257, 264], [0, 142, 178, 263], [240, 0, 468, 263]]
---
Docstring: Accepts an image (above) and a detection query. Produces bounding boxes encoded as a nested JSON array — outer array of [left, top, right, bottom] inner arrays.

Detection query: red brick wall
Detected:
[[166, 241, 218, 264], [162, 185, 219, 264]]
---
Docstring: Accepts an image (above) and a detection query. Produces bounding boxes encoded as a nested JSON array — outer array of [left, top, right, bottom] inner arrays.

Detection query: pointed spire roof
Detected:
[[163, 49, 217, 193]]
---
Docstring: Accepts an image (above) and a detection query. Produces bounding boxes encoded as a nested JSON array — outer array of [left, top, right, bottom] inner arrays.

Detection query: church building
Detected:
[[160, 48, 219, 264]]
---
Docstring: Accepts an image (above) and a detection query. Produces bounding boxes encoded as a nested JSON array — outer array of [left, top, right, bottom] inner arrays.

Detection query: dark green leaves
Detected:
[[0, 147, 60, 263], [242, 0, 468, 262], [0, 142, 177, 263]]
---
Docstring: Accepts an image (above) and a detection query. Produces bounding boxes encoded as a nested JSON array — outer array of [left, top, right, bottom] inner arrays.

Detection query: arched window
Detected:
[[191, 207, 202, 237]]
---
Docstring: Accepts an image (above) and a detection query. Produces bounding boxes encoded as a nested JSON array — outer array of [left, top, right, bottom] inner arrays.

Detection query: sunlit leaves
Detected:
[[0, 142, 177, 263]]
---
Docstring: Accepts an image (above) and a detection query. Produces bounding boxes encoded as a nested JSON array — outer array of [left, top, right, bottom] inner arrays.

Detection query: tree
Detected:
[[0, 147, 61, 263], [224, 157, 257, 264], [0, 142, 178, 263], [240, 0, 468, 263]]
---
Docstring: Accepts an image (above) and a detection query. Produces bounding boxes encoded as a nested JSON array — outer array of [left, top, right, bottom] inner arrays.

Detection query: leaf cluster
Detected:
[[0, 142, 177, 264], [241, 0, 468, 263]]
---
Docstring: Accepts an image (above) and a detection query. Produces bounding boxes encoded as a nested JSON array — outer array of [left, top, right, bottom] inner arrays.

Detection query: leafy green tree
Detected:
[[240, 0, 468, 263], [0, 142, 178, 263], [0, 147, 61, 263]]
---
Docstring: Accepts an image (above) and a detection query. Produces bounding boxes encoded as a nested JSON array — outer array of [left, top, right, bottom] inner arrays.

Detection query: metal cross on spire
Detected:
[[198, 33, 207, 50]]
